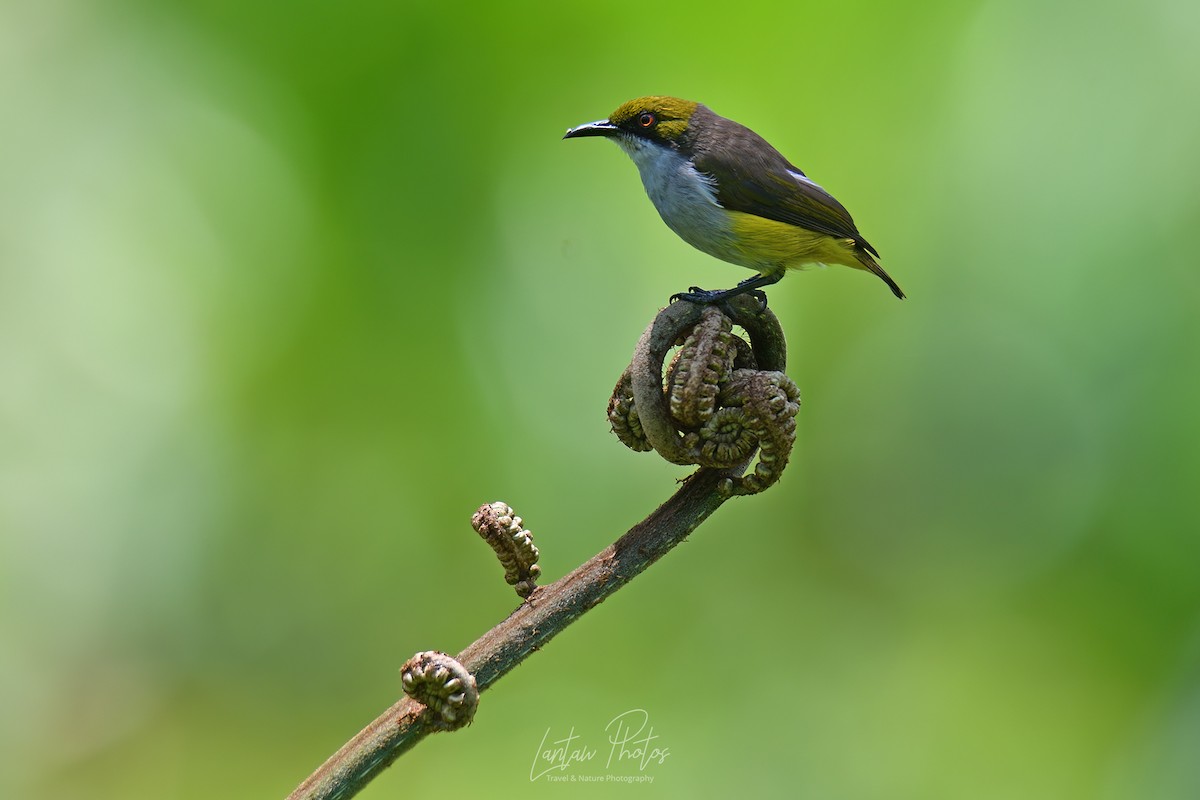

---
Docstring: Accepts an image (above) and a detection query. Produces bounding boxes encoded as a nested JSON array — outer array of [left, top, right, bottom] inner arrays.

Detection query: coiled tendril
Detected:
[[471, 502, 541, 598], [400, 651, 479, 731], [607, 297, 800, 496]]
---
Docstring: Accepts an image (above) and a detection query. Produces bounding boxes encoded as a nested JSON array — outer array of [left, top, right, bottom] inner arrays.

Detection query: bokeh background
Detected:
[[3, 0, 1199, 797]]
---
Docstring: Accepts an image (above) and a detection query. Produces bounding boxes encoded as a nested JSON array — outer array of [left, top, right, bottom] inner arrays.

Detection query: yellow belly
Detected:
[[726, 211, 862, 274]]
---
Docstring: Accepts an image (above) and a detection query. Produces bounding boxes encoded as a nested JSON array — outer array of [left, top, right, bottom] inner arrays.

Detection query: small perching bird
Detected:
[[565, 96, 904, 303]]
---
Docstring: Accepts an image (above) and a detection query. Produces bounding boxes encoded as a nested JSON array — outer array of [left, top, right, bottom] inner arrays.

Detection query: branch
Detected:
[[286, 295, 798, 800]]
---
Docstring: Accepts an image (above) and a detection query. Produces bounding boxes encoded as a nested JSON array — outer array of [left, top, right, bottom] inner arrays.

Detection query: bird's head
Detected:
[[563, 96, 701, 154]]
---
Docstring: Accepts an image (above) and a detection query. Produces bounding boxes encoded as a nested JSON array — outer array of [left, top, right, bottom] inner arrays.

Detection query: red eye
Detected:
[[638, 112, 656, 128]]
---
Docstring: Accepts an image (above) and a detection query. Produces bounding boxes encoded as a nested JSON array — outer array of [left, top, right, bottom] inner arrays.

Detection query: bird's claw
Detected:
[[669, 287, 770, 311], [670, 287, 720, 304]]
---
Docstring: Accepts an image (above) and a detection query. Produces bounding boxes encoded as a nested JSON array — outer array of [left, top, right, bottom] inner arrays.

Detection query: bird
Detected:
[[564, 96, 904, 303]]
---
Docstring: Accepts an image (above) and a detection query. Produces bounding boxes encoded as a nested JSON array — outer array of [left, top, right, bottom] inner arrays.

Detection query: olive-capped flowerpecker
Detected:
[[564, 96, 904, 303]]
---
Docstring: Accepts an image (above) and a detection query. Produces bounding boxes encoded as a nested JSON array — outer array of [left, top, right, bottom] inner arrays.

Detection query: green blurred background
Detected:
[[2, 0, 1198, 797]]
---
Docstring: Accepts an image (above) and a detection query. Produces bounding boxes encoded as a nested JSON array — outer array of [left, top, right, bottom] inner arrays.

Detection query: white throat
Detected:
[[613, 136, 737, 263]]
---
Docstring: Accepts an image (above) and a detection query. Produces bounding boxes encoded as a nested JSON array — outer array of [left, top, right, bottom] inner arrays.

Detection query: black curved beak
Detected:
[[563, 119, 619, 139]]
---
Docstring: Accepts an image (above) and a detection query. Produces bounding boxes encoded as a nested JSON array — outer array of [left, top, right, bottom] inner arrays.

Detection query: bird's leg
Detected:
[[670, 271, 783, 305]]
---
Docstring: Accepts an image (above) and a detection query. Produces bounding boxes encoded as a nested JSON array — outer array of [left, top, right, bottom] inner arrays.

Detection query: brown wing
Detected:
[[692, 141, 879, 258]]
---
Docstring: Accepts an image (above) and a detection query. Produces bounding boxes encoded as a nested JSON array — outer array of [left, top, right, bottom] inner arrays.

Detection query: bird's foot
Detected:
[[670, 286, 720, 304], [670, 286, 769, 311]]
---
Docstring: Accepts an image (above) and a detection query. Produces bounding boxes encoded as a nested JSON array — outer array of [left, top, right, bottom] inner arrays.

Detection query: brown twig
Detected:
[[285, 296, 794, 800]]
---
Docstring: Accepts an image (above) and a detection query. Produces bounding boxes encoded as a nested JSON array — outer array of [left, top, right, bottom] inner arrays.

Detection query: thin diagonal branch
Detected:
[[285, 464, 745, 800], [286, 295, 794, 799]]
